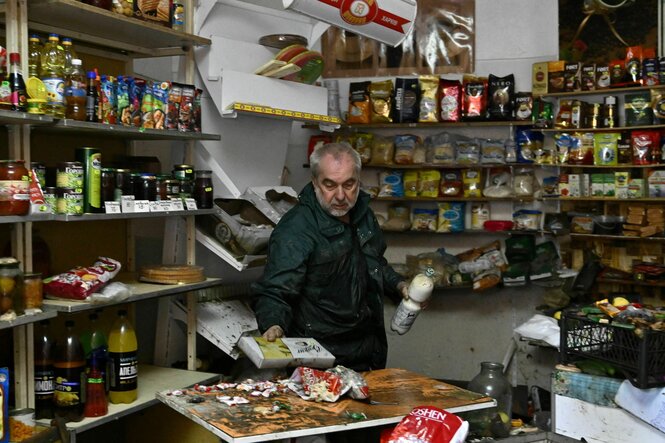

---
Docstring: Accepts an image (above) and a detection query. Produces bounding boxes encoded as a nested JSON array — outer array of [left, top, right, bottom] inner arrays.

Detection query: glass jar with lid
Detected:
[[0, 257, 23, 315], [23, 272, 43, 311], [193, 170, 213, 209], [0, 160, 30, 216]]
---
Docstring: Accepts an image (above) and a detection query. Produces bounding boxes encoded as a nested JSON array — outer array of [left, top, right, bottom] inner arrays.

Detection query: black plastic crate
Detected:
[[560, 312, 665, 388]]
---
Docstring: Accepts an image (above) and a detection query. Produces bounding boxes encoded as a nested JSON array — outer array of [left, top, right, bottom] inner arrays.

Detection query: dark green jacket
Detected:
[[252, 183, 404, 370]]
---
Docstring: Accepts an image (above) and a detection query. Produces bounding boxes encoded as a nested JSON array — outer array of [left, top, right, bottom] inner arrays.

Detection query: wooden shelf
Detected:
[[36, 365, 219, 436], [556, 164, 662, 169], [571, 233, 665, 242], [544, 197, 665, 202], [43, 276, 224, 313], [375, 196, 534, 202], [0, 310, 57, 331], [383, 229, 544, 236], [33, 119, 221, 140], [596, 277, 665, 287], [539, 124, 665, 133], [4, 0, 211, 57], [304, 120, 529, 130], [363, 162, 540, 170], [230, 103, 341, 125], [539, 84, 664, 99]]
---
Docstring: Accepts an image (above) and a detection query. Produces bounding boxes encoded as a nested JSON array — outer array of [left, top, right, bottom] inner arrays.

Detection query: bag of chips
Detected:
[[385, 406, 469, 443]]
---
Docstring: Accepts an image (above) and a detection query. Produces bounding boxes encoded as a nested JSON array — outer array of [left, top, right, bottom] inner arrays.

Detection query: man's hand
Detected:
[[397, 281, 409, 300], [262, 325, 284, 342]]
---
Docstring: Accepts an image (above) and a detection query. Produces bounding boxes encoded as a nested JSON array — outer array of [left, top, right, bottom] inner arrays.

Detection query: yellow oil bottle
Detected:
[[108, 309, 138, 404]]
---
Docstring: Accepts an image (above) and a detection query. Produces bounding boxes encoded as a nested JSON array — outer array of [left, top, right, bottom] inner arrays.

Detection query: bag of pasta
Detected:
[[371, 136, 395, 165]]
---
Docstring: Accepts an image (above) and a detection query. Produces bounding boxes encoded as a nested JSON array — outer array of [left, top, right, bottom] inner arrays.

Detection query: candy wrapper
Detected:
[[384, 406, 469, 443], [44, 257, 122, 301], [288, 367, 345, 402], [326, 366, 370, 400]]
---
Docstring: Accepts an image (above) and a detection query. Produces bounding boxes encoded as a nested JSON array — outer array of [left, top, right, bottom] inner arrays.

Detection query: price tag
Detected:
[[159, 201, 174, 212], [184, 198, 198, 211], [149, 201, 161, 212], [121, 195, 135, 213], [105, 201, 121, 214], [134, 200, 151, 213], [170, 198, 185, 211]]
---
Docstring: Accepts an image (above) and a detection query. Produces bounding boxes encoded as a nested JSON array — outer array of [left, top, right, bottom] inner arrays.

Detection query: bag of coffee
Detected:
[[439, 79, 462, 122], [488, 74, 514, 120], [369, 80, 394, 123], [347, 81, 371, 124], [391, 77, 419, 123], [418, 75, 440, 122]]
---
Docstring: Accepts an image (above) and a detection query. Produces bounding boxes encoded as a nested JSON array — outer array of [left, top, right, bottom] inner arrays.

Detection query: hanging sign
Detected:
[[283, 0, 416, 47]]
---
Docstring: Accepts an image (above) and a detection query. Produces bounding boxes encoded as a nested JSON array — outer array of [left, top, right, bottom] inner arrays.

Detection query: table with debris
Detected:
[[157, 367, 496, 443]]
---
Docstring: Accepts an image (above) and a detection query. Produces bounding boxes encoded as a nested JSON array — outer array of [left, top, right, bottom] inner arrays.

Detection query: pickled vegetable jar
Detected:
[[0, 257, 23, 315], [0, 160, 30, 216]]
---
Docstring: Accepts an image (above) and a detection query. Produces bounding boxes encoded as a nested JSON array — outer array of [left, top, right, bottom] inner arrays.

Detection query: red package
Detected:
[[326, 366, 369, 400], [439, 79, 462, 122], [307, 135, 332, 162], [631, 130, 660, 165], [290, 367, 344, 402], [462, 75, 487, 120], [44, 257, 122, 300], [385, 406, 469, 443]]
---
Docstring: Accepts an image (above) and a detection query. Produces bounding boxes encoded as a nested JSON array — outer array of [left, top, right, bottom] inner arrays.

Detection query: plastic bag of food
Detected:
[[386, 406, 469, 443], [355, 133, 374, 164], [379, 171, 404, 197], [480, 138, 506, 164], [425, 132, 455, 164], [483, 167, 512, 198], [326, 366, 369, 400], [440, 170, 463, 197], [371, 136, 394, 165], [463, 169, 482, 197], [288, 367, 344, 403], [394, 135, 420, 164], [455, 139, 480, 164], [418, 170, 441, 197], [513, 167, 537, 197], [44, 257, 122, 301], [383, 205, 411, 232], [411, 207, 438, 231]]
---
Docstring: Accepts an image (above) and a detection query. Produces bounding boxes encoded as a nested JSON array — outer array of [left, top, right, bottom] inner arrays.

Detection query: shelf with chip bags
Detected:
[[556, 163, 663, 169], [10, 0, 212, 57], [542, 196, 665, 203], [539, 123, 665, 133], [382, 228, 543, 236], [374, 196, 536, 203], [539, 84, 665, 99], [323, 120, 531, 130], [363, 162, 543, 170]]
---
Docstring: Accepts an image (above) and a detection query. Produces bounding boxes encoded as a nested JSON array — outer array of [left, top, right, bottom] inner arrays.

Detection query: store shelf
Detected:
[[556, 164, 661, 169], [5, 0, 211, 57], [539, 124, 665, 133], [32, 119, 221, 140], [596, 277, 665, 288], [539, 84, 664, 99], [52, 208, 217, 222], [383, 229, 544, 236], [363, 162, 541, 170], [195, 229, 266, 272], [544, 197, 665, 202], [570, 233, 665, 242], [0, 310, 57, 331], [35, 364, 219, 436], [42, 276, 224, 313], [375, 196, 535, 202], [230, 103, 341, 125], [0, 109, 54, 126], [304, 120, 529, 130]]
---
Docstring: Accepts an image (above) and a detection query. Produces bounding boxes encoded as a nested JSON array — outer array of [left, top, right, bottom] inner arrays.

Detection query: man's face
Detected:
[[313, 153, 359, 218]]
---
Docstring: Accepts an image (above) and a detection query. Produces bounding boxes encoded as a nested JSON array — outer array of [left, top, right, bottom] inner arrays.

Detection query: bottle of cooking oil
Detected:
[[61, 38, 78, 77], [40, 33, 65, 118], [108, 309, 138, 404], [28, 34, 42, 79]]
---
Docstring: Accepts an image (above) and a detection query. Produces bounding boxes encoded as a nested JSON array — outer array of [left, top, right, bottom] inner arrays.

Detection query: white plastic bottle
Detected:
[[391, 272, 434, 335]]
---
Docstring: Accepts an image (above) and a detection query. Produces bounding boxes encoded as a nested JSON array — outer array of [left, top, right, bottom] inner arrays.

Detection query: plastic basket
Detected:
[[560, 312, 665, 388]]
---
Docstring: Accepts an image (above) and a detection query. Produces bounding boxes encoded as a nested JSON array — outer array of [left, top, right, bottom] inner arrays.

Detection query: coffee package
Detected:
[[369, 80, 393, 123], [347, 81, 371, 124], [547, 60, 565, 93], [391, 77, 419, 123], [488, 74, 514, 120], [418, 75, 440, 122], [439, 78, 462, 122]]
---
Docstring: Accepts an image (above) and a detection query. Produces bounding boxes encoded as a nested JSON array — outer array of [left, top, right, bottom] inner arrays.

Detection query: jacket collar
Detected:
[[299, 183, 371, 237]]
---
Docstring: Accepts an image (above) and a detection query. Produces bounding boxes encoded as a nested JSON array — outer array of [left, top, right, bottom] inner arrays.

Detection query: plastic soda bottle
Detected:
[[61, 37, 78, 77], [34, 319, 55, 420], [82, 312, 108, 417], [28, 34, 42, 79], [65, 59, 86, 120], [54, 320, 86, 422], [40, 33, 65, 118], [108, 309, 138, 404]]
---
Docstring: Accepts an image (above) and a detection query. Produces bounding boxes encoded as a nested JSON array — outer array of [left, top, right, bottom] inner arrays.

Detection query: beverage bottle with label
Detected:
[[54, 320, 86, 422], [82, 312, 108, 417], [85, 70, 98, 122], [34, 319, 55, 420], [108, 309, 138, 404], [61, 37, 78, 77], [28, 34, 42, 79], [0, 59, 11, 110], [40, 33, 65, 118], [65, 59, 86, 120], [9, 52, 27, 112]]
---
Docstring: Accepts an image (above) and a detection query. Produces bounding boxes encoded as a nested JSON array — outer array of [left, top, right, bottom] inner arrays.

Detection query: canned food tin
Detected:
[[56, 187, 83, 215], [43, 186, 56, 213], [56, 162, 84, 189], [172, 164, 194, 181]]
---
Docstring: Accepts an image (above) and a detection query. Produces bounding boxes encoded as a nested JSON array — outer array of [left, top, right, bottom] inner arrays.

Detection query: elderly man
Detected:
[[252, 142, 407, 371]]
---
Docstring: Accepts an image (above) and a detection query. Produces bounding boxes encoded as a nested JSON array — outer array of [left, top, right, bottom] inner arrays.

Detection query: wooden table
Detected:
[[157, 368, 496, 443]]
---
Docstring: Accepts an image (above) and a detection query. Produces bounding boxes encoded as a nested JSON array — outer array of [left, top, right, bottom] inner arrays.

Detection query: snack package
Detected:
[[411, 207, 438, 231], [554, 99, 572, 129], [568, 132, 594, 165], [439, 78, 462, 122], [418, 170, 441, 197], [488, 73, 515, 120], [370, 80, 393, 123], [632, 130, 659, 165], [483, 167, 512, 198], [425, 132, 455, 164], [347, 81, 371, 124], [378, 170, 404, 197], [437, 202, 465, 233], [455, 139, 480, 164], [394, 135, 420, 165], [153, 81, 170, 130], [116, 75, 131, 126], [140, 80, 155, 129], [130, 77, 145, 127], [288, 367, 344, 403], [100, 75, 117, 124], [404, 170, 418, 198], [555, 132, 572, 164], [386, 406, 469, 443], [440, 170, 463, 197], [463, 169, 482, 197], [418, 75, 440, 122], [392, 77, 419, 123], [515, 127, 543, 163], [462, 75, 487, 120], [480, 138, 505, 164], [166, 82, 183, 130], [354, 133, 374, 164], [371, 136, 394, 165], [593, 132, 619, 166], [326, 366, 369, 400], [44, 257, 122, 301]]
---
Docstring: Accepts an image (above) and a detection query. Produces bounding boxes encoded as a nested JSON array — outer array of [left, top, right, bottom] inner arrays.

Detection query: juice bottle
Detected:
[[85, 70, 98, 122], [34, 319, 55, 420], [40, 33, 65, 118], [54, 320, 86, 422], [82, 312, 108, 417], [65, 59, 86, 120], [28, 34, 42, 79], [9, 52, 27, 112], [108, 309, 138, 404], [61, 37, 78, 77]]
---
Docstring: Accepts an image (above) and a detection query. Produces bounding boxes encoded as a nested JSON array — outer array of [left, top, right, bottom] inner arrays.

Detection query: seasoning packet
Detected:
[[462, 75, 487, 120], [439, 78, 462, 122], [153, 81, 170, 130], [488, 73, 514, 120], [369, 80, 393, 123], [117, 75, 131, 126], [418, 75, 440, 122], [166, 82, 183, 130], [391, 77, 419, 123], [129, 77, 145, 127], [100, 75, 117, 124], [141, 80, 155, 129], [179, 84, 195, 132], [347, 81, 371, 124]]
